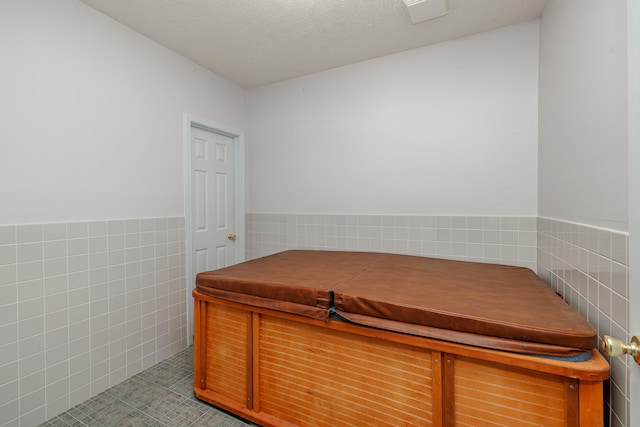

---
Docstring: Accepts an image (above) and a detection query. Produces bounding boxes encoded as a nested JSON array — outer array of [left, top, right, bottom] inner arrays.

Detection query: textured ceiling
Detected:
[[79, 0, 546, 89]]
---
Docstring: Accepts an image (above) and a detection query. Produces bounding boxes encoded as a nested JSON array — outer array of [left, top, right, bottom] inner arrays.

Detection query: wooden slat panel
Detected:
[[453, 356, 566, 427], [579, 381, 603, 427], [193, 298, 206, 391], [193, 294, 606, 427], [444, 355, 456, 427], [205, 302, 250, 404], [431, 352, 445, 426], [252, 312, 261, 413], [565, 378, 580, 427], [258, 315, 434, 427]]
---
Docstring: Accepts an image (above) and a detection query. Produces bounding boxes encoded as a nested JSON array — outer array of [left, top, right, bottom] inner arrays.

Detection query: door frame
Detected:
[[183, 114, 246, 346], [628, 0, 639, 423]]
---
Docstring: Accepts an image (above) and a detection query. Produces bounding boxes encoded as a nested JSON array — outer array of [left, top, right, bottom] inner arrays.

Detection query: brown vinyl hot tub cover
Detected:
[[195, 250, 597, 354], [196, 251, 385, 321]]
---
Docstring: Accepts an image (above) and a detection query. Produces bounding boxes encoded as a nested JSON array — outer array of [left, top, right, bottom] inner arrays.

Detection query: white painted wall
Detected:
[[0, 0, 246, 225], [539, 2, 631, 426], [0, 1, 246, 425], [538, 0, 628, 231], [247, 21, 539, 216]]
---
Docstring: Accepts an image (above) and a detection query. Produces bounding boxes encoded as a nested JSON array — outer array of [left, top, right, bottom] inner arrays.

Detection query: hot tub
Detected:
[[193, 250, 609, 426]]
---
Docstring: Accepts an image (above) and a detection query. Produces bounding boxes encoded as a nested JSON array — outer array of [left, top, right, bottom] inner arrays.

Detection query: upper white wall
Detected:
[[247, 21, 539, 216], [538, 0, 628, 231], [0, 0, 246, 225]]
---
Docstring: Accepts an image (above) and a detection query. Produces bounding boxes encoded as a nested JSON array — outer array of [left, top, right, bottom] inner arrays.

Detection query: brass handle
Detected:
[[601, 335, 640, 365], [227, 233, 236, 241]]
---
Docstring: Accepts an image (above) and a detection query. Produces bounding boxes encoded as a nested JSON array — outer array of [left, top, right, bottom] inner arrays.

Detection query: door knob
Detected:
[[227, 233, 237, 241], [601, 335, 640, 365]]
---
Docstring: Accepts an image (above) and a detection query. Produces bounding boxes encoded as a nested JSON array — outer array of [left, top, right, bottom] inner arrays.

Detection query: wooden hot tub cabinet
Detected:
[[193, 291, 609, 427], [193, 251, 609, 426]]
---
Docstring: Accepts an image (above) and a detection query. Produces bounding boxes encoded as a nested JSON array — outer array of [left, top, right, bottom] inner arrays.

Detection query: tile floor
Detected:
[[38, 347, 254, 427]]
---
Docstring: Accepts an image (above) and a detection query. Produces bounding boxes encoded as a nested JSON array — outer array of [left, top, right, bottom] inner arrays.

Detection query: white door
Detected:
[[184, 117, 245, 347], [190, 125, 237, 273]]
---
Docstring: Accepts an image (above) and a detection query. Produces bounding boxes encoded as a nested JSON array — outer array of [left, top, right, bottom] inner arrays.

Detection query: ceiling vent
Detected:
[[403, 0, 450, 24]]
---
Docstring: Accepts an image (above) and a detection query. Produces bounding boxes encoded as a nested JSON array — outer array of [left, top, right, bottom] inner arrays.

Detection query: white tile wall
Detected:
[[537, 217, 629, 427], [1, 213, 627, 426], [0, 217, 187, 427], [245, 213, 538, 271]]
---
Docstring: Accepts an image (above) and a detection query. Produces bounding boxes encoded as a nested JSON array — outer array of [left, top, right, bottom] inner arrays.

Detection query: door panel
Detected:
[[191, 126, 236, 274]]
